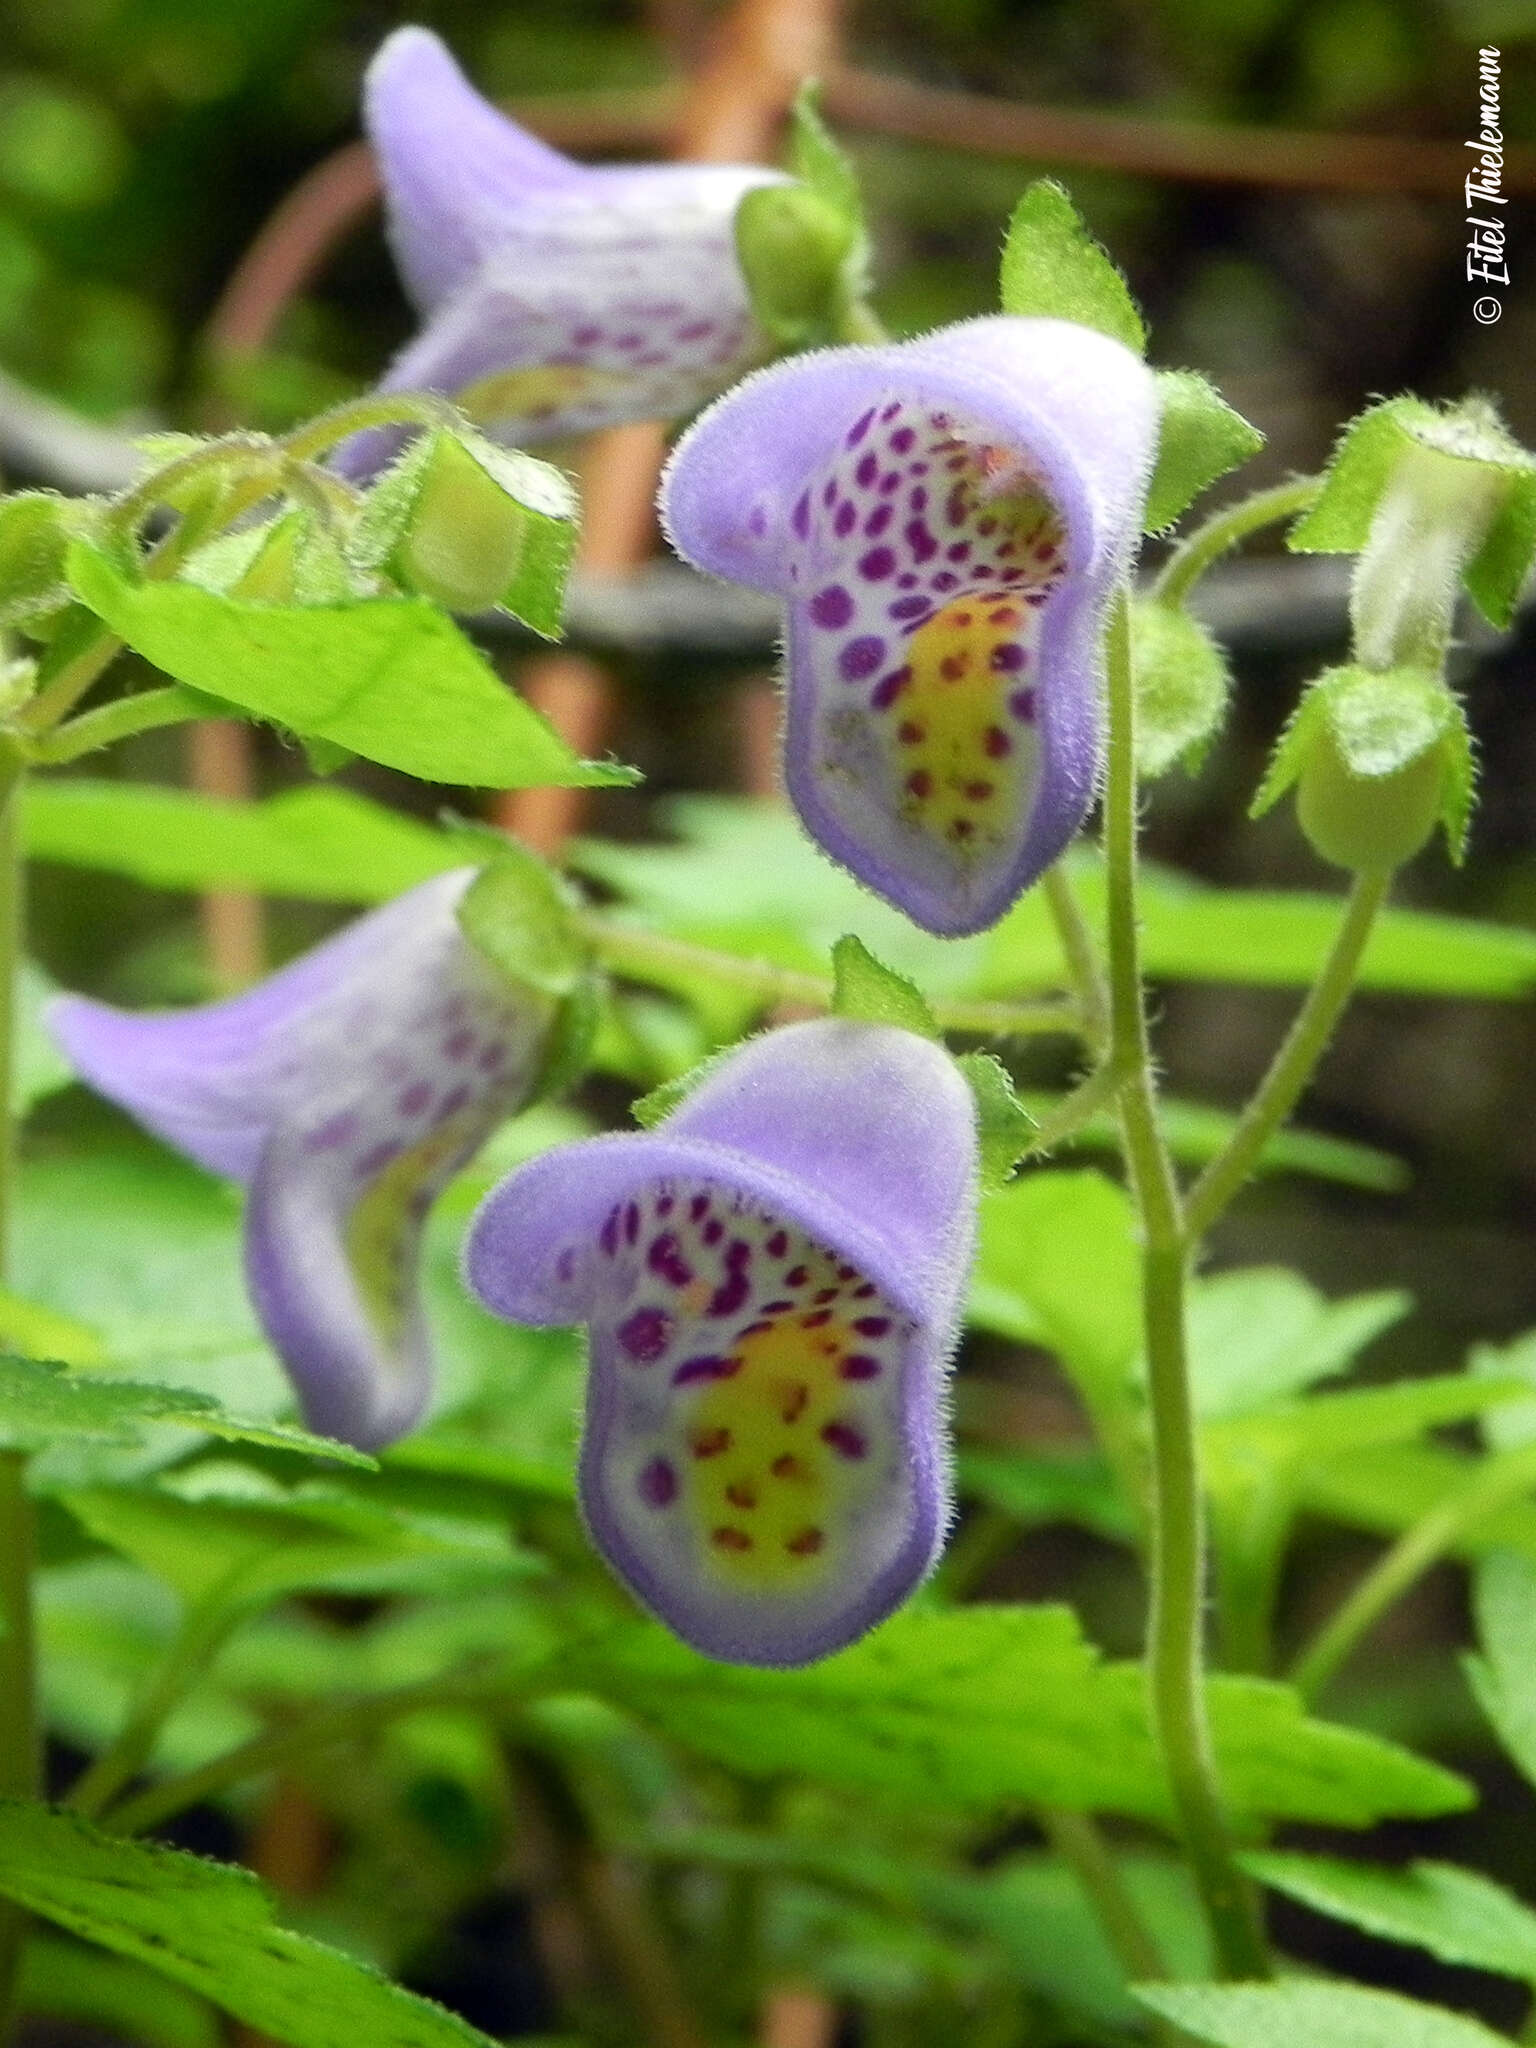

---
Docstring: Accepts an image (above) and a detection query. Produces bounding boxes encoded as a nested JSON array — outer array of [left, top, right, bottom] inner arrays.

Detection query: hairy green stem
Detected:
[[1043, 861, 1111, 1053], [581, 915, 1084, 1041], [1023, 1060, 1125, 1156], [1037, 1806, 1169, 1984], [29, 685, 214, 764], [0, 780, 36, 2044], [1183, 869, 1390, 1242], [1102, 589, 1268, 1980], [1290, 1438, 1536, 1705], [1152, 476, 1322, 611], [281, 390, 459, 464]]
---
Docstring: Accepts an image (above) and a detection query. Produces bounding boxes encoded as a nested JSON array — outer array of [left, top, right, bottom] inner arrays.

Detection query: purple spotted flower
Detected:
[[660, 316, 1158, 935], [465, 1019, 976, 1667], [339, 26, 784, 473], [48, 871, 561, 1452]]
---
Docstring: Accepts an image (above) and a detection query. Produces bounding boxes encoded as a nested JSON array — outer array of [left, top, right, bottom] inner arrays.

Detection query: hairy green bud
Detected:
[[1129, 597, 1231, 777], [734, 183, 857, 346]]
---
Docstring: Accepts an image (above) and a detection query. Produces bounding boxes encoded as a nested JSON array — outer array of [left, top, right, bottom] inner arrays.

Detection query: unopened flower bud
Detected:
[[1129, 597, 1230, 777], [0, 492, 77, 622], [734, 182, 858, 346], [1253, 663, 1473, 873]]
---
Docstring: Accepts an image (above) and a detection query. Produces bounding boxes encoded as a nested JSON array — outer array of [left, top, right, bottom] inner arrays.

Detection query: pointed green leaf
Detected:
[[999, 181, 1144, 354], [0, 1802, 507, 2048], [1467, 1548, 1536, 1788], [954, 1051, 1034, 1191], [65, 541, 635, 790], [1243, 1851, 1536, 1981], [829, 934, 939, 1037], [1144, 370, 1264, 531], [1137, 1982, 1508, 2048], [787, 81, 862, 227]]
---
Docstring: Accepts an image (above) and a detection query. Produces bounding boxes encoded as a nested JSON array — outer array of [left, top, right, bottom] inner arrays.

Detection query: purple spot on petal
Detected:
[[673, 1354, 739, 1385], [689, 1193, 710, 1222], [444, 1028, 475, 1061], [840, 1355, 882, 1380], [355, 1140, 398, 1180], [909, 486, 928, 513], [947, 540, 972, 562], [821, 1419, 868, 1459], [647, 1232, 693, 1288], [624, 1201, 640, 1245], [839, 635, 885, 680], [871, 666, 912, 709], [1010, 686, 1038, 721], [879, 470, 901, 494], [905, 521, 937, 563], [991, 642, 1026, 672], [933, 570, 959, 591], [889, 594, 930, 621], [810, 584, 854, 629], [600, 1208, 620, 1256], [397, 1080, 432, 1118], [865, 503, 893, 538], [846, 408, 876, 448], [306, 1111, 358, 1154], [747, 505, 768, 538], [556, 1247, 577, 1283], [792, 492, 811, 540], [618, 1306, 673, 1363], [859, 546, 896, 581], [834, 500, 857, 538], [638, 1457, 677, 1507], [855, 452, 879, 488], [890, 426, 916, 454], [572, 324, 602, 347], [677, 318, 716, 342]]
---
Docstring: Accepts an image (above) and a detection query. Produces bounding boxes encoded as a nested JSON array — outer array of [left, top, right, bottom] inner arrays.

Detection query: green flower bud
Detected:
[[182, 507, 356, 605], [1252, 663, 1474, 873], [350, 426, 576, 635], [734, 182, 858, 346], [1129, 597, 1231, 777], [0, 492, 78, 624]]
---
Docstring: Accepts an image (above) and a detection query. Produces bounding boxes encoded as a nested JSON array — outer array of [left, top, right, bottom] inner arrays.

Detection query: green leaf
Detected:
[[957, 1446, 1134, 1542], [62, 1469, 533, 1609], [972, 1170, 1139, 1394], [1203, 1373, 1527, 1484], [22, 781, 460, 902], [787, 81, 862, 227], [1471, 1328, 1536, 1452], [829, 934, 938, 1037], [65, 541, 635, 790], [0, 1355, 372, 1464], [568, 1606, 1468, 1828], [1143, 369, 1264, 531], [999, 181, 1145, 354], [0, 1801, 506, 2048], [1301, 1442, 1536, 1563], [1467, 1549, 1536, 1788], [1136, 1981, 1509, 2048], [1242, 1851, 1536, 1981], [955, 1052, 1034, 1192], [1184, 1269, 1409, 1421]]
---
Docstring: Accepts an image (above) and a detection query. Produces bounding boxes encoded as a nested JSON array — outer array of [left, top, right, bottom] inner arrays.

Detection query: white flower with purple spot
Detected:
[[339, 27, 786, 473], [660, 316, 1158, 934], [48, 871, 560, 1451], [464, 1019, 977, 1667]]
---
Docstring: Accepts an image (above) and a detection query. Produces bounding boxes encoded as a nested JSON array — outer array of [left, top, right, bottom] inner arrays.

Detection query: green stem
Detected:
[[1182, 869, 1389, 1242], [1043, 861, 1110, 1053], [1152, 477, 1322, 611], [1290, 1438, 1536, 1706], [1102, 589, 1268, 1981], [0, 779, 36, 2045], [280, 390, 459, 464], [15, 627, 124, 738], [29, 685, 214, 765], [102, 1662, 522, 1837], [1037, 1807, 1185, 2044], [1022, 1060, 1124, 1156], [65, 1592, 247, 1821], [580, 915, 1084, 1041]]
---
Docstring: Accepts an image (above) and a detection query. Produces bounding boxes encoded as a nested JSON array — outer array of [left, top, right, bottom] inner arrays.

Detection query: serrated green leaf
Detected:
[[1144, 370, 1264, 531], [1243, 1851, 1536, 1981], [1136, 1981, 1508, 2048], [1288, 400, 1436, 554], [62, 1469, 533, 1609], [65, 542, 634, 790], [1202, 1373, 1527, 1483], [567, 1606, 1468, 1827], [999, 181, 1144, 354], [23, 780, 459, 903], [1465, 469, 1536, 627], [0, 1356, 372, 1464], [829, 934, 938, 1037], [0, 1802, 506, 2048], [955, 1052, 1034, 1191], [957, 1446, 1134, 1542], [973, 1170, 1139, 1393]]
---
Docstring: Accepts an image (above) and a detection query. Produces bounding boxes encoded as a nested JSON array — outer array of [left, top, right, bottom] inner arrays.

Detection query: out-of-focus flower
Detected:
[[341, 26, 784, 470], [465, 1019, 977, 1667], [49, 871, 559, 1451], [661, 316, 1158, 935]]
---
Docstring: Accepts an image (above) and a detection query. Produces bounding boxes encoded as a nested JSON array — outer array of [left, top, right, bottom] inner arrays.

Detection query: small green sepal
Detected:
[[1130, 597, 1231, 777], [830, 935, 940, 1039], [1143, 370, 1265, 532], [734, 184, 859, 348], [1252, 663, 1474, 870], [999, 181, 1145, 356], [0, 491, 97, 627], [955, 1051, 1036, 1192]]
